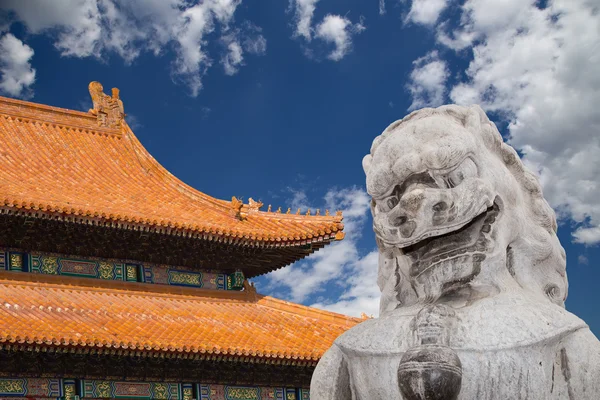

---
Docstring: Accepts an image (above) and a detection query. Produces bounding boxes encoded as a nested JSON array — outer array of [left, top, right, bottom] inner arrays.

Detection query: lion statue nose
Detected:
[[388, 214, 417, 238]]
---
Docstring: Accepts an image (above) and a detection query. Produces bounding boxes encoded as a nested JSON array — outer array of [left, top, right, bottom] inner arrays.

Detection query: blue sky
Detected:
[[0, 0, 599, 335]]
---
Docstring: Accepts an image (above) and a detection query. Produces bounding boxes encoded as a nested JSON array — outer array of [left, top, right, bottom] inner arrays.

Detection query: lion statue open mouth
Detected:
[[311, 105, 600, 400]]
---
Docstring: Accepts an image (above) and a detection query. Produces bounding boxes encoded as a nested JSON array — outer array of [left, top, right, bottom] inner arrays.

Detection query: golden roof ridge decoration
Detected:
[[247, 198, 263, 213], [88, 81, 125, 128]]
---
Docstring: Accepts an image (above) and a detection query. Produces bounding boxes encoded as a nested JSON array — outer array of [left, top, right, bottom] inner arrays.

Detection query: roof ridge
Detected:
[[256, 294, 363, 325], [0, 95, 92, 118], [0, 95, 119, 136]]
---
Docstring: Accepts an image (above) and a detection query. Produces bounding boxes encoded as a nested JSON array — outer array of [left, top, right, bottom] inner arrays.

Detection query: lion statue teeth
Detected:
[[311, 105, 600, 400]]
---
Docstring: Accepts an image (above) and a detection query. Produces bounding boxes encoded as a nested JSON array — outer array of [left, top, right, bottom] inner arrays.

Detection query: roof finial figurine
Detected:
[[230, 196, 244, 219], [277, 207, 282, 213], [247, 198, 263, 212], [325, 210, 330, 216], [296, 208, 301, 215], [306, 209, 311, 216], [336, 210, 343, 217], [316, 209, 321, 216], [243, 280, 257, 296], [286, 208, 291, 214], [88, 81, 125, 128], [267, 205, 272, 212]]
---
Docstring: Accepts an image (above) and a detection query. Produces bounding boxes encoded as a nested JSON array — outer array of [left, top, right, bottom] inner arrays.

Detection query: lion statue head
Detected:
[[363, 105, 567, 315]]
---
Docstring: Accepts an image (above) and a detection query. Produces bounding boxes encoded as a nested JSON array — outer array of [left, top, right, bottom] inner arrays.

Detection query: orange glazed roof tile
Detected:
[[0, 87, 344, 247], [0, 272, 361, 362]]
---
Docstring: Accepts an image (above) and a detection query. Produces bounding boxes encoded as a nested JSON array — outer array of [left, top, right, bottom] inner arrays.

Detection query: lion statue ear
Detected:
[[362, 154, 373, 175]]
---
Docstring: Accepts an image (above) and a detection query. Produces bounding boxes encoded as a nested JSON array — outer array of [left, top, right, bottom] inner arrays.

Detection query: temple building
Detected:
[[0, 82, 360, 400]]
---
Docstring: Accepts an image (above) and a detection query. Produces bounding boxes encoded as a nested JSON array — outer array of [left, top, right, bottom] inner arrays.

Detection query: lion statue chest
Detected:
[[313, 295, 600, 400]]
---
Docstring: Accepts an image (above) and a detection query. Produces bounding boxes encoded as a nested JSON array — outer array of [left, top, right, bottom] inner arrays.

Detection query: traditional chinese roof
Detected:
[[0, 83, 344, 275], [0, 272, 361, 364]]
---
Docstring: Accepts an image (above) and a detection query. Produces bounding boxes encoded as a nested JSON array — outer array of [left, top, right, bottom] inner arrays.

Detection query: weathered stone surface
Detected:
[[311, 105, 600, 399]]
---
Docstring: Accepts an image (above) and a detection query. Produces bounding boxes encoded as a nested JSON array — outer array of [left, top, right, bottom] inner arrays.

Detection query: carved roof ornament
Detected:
[[230, 196, 243, 220], [88, 81, 125, 128], [247, 198, 263, 212], [243, 279, 257, 297]]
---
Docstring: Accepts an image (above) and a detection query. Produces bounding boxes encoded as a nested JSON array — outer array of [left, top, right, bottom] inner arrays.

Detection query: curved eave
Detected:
[[0, 95, 345, 248], [0, 205, 344, 248]]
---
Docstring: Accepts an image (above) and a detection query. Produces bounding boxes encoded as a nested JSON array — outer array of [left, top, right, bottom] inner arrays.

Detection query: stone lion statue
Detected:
[[311, 105, 600, 399]]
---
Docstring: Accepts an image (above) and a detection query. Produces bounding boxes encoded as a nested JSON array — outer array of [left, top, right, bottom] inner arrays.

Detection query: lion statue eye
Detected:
[[436, 157, 478, 188], [376, 195, 399, 213], [387, 197, 399, 210]]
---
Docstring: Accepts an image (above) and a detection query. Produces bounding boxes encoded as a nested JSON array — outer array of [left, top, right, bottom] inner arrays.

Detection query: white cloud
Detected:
[[221, 35, 244, 75], [288, 0, 365, 61], [1, 0, 102, 58], [219, 23, 267, 76], [407, 50, 449, 110], [311, 250, 380, 317], [0, 33, 36, 98], [578, 255, 589, 266], [287, 188, 311, 212], [263, 187, 380, 318], [315, 15, 366, 61], [406, 0, 450, 25], [0, 0, 265, 96], [243, 30, 267, 55], [289, 0, 319, 40], [379, 0, 387, 15], [434, 0, 600, 244]]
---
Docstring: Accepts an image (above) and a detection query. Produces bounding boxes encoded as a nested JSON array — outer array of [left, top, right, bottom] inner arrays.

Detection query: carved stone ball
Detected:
[[397, 344, 462, 400]]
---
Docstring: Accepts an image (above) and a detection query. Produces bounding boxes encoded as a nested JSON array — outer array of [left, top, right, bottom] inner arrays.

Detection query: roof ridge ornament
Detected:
[[243, 279, 257, 296], [88, 81, 125, 128], [230, 196, 244, 220], [247, 198, 263, 213]]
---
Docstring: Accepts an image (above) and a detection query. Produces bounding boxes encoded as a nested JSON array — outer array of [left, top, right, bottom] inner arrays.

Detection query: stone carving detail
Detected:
[[397, 305, 462, 400], [88, 81, 125, 128], [311, 105, 600, 399]]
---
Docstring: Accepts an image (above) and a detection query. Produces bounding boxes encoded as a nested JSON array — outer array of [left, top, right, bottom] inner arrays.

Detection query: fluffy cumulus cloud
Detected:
[[0, 33, 36, 98], [404, 0, 600, 245], [221, 34, 244, 76], [406, 50, 449, 110], [0, 0, 266, 96], [263, 187, 380, 318], [315, 15, 366, 61], [406, 0, 450, 25], [220, 23, 267, 76], [290, 0, 319, 40], [288, 0, 365, 61]]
